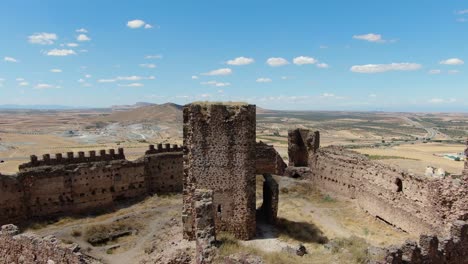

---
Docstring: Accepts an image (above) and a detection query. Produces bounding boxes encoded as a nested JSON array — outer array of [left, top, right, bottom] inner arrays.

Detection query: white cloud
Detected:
[[28, 32, 57, 45], [18, 81, 29, 86], [201, 81, 231, 87], [428, 69, 441, 74], [256, 78, 272, 83], [76, 28, 88, 33], [45, 49, 76, 56], [140, 63, 156, 68], [119, 83, 144, 87], [316, 63, 330, 68], [97, 79, 116, 83], [202, 68, 232, 76], [145, 55, 162, 59], [428, 98, 456, 104], [192, 75, 199, 80], [34, 83, 56, 89], [319, 45, 328, 49], [66, 43, 79, 47], [368, 94, 377, 98], [117, 75, 155, 81], [16, 78, 24, 81], [350, 63, 422, 73], [226, 56, 254, 66], [353, 33, 384, 42], [293, 56, 317, 65], [78, 79, 85, 83], [456, 9, 468, 15], [85, 74, 92, 78], [50, 69, 62, 73], [448, 70, 460, 74], [266, 57, 289, 67], [458, 18, 468, 23], [79, 49, 88, 53], [77, 34, 91, 42], [127, 19, 152, 29], [439, 58, 464, 65], [321, 93, 335, 97], [4, 56, 18, 63]]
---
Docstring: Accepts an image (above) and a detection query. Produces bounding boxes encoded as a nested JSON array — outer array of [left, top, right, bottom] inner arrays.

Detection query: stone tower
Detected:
[[182, 103, 256, 240]]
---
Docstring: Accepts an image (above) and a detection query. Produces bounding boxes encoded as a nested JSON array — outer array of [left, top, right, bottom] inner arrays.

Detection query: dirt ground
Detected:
[[25, 176, 412, 264]]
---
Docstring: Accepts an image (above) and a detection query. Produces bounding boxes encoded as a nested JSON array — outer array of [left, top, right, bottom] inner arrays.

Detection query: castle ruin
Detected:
[[182, 103, 258, 240], [287, 128, 468, 238], [0, 144, 183, 225]]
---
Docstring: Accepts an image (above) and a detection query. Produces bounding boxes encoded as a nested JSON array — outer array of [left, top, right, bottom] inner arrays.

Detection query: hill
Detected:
[[96, 103, 184, 124]]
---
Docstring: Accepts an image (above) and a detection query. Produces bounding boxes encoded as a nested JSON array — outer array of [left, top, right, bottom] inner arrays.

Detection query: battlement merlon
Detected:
[[18, 148, 126, 170], [145, 143, 182, 155]]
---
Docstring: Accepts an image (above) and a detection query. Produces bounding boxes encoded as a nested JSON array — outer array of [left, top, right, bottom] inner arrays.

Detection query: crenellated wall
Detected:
[[0, 145, 183, 225], [19, 148, 125, 170], [289, 130, 468, 237]]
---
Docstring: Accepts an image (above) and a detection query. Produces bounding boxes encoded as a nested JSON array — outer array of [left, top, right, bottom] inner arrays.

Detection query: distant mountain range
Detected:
[[0, 104, 88, 110]]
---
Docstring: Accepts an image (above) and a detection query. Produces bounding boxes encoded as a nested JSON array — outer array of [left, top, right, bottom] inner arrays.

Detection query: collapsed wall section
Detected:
[[255, 141, 287, 175], [182, 103, 256, 240], [384, 220, 468, 264], [0, 224, 86, 263], [288, 129, 319, 167]]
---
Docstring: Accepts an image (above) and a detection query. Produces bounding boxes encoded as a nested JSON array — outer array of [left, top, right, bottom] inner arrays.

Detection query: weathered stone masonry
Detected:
[[0, 145, 183, 225], [288, 129, 468, 237], [183, 103, 257, 240]]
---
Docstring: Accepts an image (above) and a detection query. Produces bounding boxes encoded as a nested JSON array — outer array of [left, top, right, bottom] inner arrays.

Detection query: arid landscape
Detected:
[[1, 103, 467, 263], [2, 103, 466, 176]]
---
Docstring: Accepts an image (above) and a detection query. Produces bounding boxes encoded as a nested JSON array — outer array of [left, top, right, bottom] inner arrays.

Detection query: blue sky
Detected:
[[0, 0, 467, 111]]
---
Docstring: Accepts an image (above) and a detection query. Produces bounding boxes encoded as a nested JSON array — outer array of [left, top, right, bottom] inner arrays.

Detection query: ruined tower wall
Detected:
[[255, 141, 287, 175], [183, 103, 256, 240], [308, 146, 468, 236], [0, 146, 184, 225]]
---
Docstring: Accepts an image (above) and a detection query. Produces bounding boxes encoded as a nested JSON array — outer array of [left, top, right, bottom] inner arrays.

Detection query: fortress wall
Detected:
[[0, 176, 25, 224], [111, 162, 147, 201], [183, 103, 257, 240], [145, 152, 183, 193], [309, 146, 468, 236], [69, 165, 114, 213], [0, 146, 184, 225], [287, 129, 468, 237]]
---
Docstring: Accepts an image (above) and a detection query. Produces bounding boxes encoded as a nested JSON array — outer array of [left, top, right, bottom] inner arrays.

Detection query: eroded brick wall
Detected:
[[144, 145, 183, 193], [255, 141, 287, 175], [0, 146, 183, 225], [183, 103, 256, 240]]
